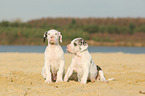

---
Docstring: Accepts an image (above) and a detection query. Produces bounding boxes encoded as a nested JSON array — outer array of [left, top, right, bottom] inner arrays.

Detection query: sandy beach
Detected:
[[0, 52, 145, 96]]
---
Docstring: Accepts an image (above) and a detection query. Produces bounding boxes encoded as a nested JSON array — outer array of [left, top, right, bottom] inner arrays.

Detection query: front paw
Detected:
[[81, 78, 87, 84], [56, 79, 63, 83], [64, 77, 68, 82], [45, 79, 52, 84]]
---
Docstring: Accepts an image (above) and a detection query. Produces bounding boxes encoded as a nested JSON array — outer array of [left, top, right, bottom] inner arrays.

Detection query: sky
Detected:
[[0, 0, 145, 22]]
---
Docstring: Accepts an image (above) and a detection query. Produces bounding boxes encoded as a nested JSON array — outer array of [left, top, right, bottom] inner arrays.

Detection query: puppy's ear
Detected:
[[79, 39, 88, 52], [43, 32, 47, 43], [59, 32, 62, 43]]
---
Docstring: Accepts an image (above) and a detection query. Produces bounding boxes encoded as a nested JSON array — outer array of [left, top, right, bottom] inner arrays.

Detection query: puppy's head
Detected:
[[67, 38, 88, 54], [43, 29, 62, 45]]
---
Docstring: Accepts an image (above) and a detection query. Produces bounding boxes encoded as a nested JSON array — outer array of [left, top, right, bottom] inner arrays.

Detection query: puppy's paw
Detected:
[[64, 77, 68, 82], [100, 78, 109, 83], [81, 81, 87, 84], [56, 79, 63, 83], [81, 79, 87, 84], [45, 79, 52, 84]]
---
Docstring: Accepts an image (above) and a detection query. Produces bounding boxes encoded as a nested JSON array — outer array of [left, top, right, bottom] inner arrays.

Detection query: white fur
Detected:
[[64, 38, 108, 84], [41, 29, 65, 83]]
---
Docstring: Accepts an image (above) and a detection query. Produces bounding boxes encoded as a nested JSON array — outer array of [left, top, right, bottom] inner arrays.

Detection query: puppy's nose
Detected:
[[50, 35, 54, 39]]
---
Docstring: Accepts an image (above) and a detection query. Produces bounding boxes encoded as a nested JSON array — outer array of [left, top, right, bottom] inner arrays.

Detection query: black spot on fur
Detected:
[[78, 39, 85, 45], [74, 42, 77, 46], [43, 32, 47, 43], [96, 65, 102, 71], [90, 59, 93, 64]]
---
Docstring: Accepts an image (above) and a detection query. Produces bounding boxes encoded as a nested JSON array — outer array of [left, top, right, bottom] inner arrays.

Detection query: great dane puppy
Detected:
[[64, 38, 108, 84], [41, 29, 65, 83]]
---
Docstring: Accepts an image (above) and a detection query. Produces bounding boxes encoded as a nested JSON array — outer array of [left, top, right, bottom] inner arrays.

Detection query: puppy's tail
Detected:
[[107, 78, 115, 81]]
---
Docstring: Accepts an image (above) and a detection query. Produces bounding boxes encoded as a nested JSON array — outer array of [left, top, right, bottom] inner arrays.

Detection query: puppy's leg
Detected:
[[45, 67, 52, 83], [41, 67, 46, 80], [88, 73, 96, 82], [89, 65, 98, 83], [64, 66, 74, 82], [77, 74, 81, 82], [99, 70, 108, 82], [81, 66, 89, 84], [56, 60, 65, 83], [96, 65, 108, 82], [44, 60, 52, 83]]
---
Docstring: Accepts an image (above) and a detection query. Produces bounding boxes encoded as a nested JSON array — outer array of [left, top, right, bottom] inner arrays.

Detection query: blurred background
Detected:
[[0, 0, 145, 48]]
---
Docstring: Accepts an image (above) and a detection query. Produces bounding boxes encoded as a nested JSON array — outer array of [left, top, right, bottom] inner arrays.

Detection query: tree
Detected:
[[129, 23, 135, 35]]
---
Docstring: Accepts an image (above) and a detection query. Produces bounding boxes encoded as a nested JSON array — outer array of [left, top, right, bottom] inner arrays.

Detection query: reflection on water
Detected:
[[0, 45, 145, 54]]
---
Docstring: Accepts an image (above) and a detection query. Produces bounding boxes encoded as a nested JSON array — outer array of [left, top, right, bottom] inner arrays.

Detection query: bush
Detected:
[[83, 24, 99, 33]]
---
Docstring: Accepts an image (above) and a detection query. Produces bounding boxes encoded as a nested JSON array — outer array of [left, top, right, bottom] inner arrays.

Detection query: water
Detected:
[[0, 45, 145, 54]]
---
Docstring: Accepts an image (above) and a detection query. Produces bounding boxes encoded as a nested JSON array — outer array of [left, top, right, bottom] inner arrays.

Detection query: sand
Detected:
[[0, 52, 145, 96]]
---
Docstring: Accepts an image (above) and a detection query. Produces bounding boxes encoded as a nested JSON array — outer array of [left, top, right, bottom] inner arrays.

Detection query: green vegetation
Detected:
[[0, 18, 145, 46]]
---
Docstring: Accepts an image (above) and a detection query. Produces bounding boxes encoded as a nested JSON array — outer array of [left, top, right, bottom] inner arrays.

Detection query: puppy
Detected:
[[64, 38, 108, 84], [41, 29, 65, 83]]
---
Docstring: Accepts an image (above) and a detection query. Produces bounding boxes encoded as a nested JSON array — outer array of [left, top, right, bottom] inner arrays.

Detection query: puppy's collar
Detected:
[[80, 49, 87, 53], [75, 49, 88, 57], [75, 53, 81, 57]]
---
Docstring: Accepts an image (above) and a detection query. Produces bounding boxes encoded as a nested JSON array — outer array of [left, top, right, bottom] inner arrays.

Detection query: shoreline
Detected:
[[1, 41, 145, 47]]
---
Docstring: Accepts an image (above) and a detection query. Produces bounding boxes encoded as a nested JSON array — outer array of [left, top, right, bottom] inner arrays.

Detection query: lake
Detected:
[[0, 45, 145, 54]]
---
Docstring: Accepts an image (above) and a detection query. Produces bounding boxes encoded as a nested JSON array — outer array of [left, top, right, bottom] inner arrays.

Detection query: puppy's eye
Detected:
[[48, 33, 50, 35], [74, 43, 77, 46], [55, 33, 57, 35]]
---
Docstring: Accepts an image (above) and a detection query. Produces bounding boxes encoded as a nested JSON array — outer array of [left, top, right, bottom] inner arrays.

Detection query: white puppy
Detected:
[[64, 38, 108, 84], [41, 29, 65, 83]]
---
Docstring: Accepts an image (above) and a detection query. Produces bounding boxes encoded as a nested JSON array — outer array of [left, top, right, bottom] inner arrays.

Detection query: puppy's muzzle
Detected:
[[66, 45, 70, 53], [50, 35, 55, 43]]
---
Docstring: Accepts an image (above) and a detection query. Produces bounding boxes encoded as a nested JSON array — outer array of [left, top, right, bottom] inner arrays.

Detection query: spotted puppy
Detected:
[[41, 29, 65, 83], [64, 38, 108, 84]]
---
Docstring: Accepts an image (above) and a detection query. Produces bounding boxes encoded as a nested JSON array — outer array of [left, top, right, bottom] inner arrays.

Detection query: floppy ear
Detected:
[[79, 39, 88, 52], [59, 32, 62, 43], [43, 32, 47, 43]]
